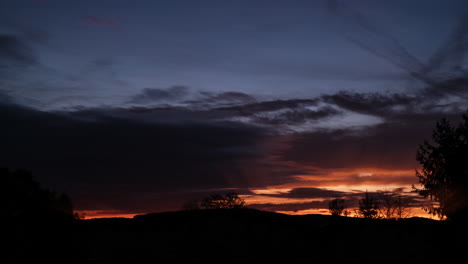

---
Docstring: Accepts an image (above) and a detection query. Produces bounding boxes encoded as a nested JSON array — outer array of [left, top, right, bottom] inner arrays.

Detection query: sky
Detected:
[[2, 0, 468, 218]]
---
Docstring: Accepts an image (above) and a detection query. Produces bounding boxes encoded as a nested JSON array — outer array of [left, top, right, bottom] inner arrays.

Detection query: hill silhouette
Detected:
[[71, 208, 465, 263]]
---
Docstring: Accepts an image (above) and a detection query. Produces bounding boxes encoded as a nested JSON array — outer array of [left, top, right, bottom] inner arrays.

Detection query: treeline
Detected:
[[328, 190, 413, 220]]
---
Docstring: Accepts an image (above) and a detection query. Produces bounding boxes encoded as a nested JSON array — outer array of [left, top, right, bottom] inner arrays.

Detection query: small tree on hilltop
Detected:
[[200, 192, 246, 209], [415, 113, 468, 221], [223, 192, 246, 208]]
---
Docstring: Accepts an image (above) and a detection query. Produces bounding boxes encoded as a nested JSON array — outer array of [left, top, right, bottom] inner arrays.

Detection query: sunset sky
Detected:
[[2, 0, 468, 218]]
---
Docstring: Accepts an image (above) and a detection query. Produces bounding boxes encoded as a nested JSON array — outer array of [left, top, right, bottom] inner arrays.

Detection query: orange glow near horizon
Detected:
[[76, 167, 437, 220], [276, 206, 438, 219], [76, 207, 438, 220], [76, 210, 141, 219], [241, 194, 327, 205], [250, 168, 419, 193], [239, 166, 438, 219]]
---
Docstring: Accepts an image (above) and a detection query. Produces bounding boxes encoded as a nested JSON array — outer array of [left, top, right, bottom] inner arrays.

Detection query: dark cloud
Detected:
[[124, 86, 467, 134], [215, 98, 319, 114], [421, 77, 468, 100], [0, 34, 36, 65], [186, 91, 257, 107], [202, 91, 257, 103], [249, 201, 331, 213], [122, 90, 343, 128], [279, 123, 425, 170], [0, 101, 301, 212], [128, 88, 257, 109], [252, 105, 341, 126], [3, 85, 465, 214], [212, 98, 343, 128], [128, 86, 189, 104], [320, 89, 468, 128], [322, 91, 417, 116], [266, 187, 347, 199], [277, 109, 468, 171]]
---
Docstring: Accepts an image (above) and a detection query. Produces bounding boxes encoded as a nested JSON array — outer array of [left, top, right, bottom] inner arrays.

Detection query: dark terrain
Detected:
[[69, 208, 467, 263]]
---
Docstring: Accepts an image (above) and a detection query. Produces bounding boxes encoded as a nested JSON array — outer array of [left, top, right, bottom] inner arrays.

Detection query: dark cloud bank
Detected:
[[2, 83, 467, 214], [0, 96, 302, 213]]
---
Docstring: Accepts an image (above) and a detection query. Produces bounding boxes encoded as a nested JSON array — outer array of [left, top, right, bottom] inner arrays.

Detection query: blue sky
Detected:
[[2, 0, 467, 108]]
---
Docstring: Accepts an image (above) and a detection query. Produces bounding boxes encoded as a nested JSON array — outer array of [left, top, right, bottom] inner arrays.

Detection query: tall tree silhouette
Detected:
[[415, 113, 468, 221]]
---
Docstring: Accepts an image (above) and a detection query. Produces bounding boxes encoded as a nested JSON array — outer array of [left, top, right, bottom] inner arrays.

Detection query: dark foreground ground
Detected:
[[8, 208, 468, 263]]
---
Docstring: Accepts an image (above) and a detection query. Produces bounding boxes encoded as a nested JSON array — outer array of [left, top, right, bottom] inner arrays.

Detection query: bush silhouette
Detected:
[[415, 113, 468, 221]]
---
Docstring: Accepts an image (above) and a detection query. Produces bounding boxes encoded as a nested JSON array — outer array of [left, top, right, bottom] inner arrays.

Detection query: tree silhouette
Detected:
[[377, 191, 412, 220], [2, 168, 74, 220], [356, 191, 379, 219], [328, 198, 346, 216], [200, 192, 246, 209], [3, 168, 75, 263], [415, 113, 468, 221]]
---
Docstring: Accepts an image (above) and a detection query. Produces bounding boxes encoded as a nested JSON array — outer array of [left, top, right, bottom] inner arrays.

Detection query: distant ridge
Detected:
[[131, 208, 438, 226], [73, 208, 455, 263]]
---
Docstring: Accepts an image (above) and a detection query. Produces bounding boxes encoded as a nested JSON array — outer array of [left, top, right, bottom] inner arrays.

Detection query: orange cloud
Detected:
[[242, 166, 436, 219]]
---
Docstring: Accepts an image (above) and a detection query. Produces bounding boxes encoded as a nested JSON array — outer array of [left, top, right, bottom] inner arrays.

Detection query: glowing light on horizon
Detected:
[[76, 210, 140, 219]]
